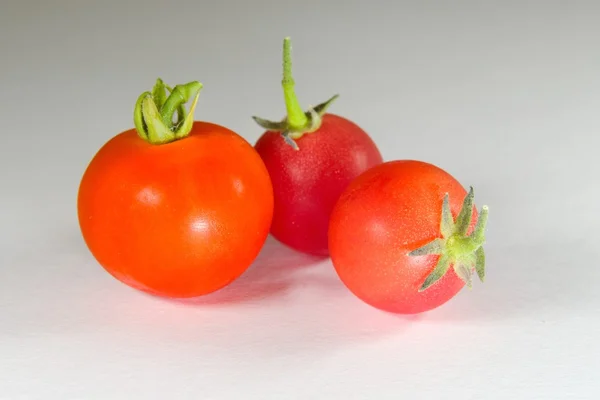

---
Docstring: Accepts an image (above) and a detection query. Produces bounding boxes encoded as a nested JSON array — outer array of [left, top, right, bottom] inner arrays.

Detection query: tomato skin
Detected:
[[254, 113, 383, 256], [77, 121, 274, 298], [328, 160, 477, 314]]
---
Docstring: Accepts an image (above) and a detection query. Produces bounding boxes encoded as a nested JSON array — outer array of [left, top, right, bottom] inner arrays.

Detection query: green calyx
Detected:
[[252, 37, 339, 150], [133, 78, 203, 145], [409, 187, 489, 292]]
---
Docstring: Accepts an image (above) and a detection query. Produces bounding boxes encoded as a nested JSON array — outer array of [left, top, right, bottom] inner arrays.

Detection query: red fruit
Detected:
[[328, 160, 489, 314], [78, 79, 274, 298], [253, 37, 383, 256]]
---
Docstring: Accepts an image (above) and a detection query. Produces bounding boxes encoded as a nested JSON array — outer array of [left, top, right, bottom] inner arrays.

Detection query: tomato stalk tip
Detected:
[[252, 37, 339, 150], [408, 187, 489, 292], [282, 37, 308, 131], [134, 78, 203, 145]]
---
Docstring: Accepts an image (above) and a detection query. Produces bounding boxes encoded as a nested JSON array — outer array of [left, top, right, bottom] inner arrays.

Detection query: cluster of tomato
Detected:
[[77, 38, 489, 314]]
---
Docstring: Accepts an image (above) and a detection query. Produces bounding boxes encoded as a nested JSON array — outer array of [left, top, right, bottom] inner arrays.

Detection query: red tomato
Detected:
[[253, 37, 383, 256], [78, 79, 273, 298], [328, 160, 489, 314], [255, 114, 382, 256]]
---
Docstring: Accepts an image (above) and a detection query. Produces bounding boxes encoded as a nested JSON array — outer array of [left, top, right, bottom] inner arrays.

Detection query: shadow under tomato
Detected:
[[166, 235, 327, 306]]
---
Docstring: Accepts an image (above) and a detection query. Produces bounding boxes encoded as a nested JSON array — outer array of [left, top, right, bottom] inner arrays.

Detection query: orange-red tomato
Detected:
[[78, 121, 274, 298]]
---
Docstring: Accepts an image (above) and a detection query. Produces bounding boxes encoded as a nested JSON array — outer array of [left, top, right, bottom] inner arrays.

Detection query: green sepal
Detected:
[[409, 188, 490, 291], [455, 262, 474, 289], [134, 92, 149, 141], [141, 93, 177, 144], [152, 78, 168, 111], [455, 187, 475, 235], [133, 79, 203, 145], [173, 87, 200, 140], [475, 247, 485, 282], [252, 117, 288, 131], [419, 253, 452, 292], [409, 238, 445, 256], [440, 194, 454, 238]]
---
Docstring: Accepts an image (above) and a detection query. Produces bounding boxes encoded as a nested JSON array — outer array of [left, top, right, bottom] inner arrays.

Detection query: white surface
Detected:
[[1, 1, 599, 398]]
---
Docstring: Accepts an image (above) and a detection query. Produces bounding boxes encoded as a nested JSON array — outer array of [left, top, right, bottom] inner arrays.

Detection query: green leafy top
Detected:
[[409, 187, 489, 292], [133, 78, 203, 145]]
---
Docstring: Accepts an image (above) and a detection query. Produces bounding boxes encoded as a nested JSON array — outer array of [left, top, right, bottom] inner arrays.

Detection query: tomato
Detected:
[[255, 114, 382, 256], [328, 160, 489, 314], [77, 79, 273, 298], [253, 37, 383, 256]]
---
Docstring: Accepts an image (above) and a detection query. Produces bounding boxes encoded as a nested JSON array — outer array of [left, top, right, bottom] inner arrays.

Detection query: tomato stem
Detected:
[[282, 37, 309, 131], [408, 187, 490, 292], [133, 78, 203, 145], [252, 37, 339, 150]]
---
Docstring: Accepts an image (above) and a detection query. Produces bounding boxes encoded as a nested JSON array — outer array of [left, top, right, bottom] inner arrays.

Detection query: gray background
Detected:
[[1, 0, 599, 398]]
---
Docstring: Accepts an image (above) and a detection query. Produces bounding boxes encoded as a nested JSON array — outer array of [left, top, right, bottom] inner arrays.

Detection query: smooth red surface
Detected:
[[254, 113, 383, 256], [328, 160, 477, 314], [77, 121, 274, 298]]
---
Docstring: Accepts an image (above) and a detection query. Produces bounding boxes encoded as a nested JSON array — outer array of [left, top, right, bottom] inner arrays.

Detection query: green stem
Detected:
[[251, 37, 339, 149], [133, 78, 203, 145], [282, 37, 308, 130]]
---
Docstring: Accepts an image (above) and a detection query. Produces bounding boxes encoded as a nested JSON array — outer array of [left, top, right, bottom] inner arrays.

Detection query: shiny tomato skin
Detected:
[[254, 113, 383, 256], [328, 160, 477, 314], [78, 121, 274, 298]]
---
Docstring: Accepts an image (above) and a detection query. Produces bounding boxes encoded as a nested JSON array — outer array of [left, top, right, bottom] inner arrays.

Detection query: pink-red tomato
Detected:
[[78, 121, 274, 298], [255, 113, 382, 256], [328, 160, 488, 314]]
